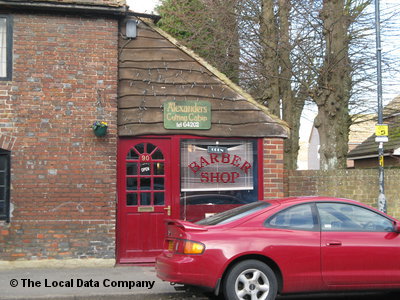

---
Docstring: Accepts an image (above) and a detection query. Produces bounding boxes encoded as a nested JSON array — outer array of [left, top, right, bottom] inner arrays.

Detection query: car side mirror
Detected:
[[393, 221, 400, 233]]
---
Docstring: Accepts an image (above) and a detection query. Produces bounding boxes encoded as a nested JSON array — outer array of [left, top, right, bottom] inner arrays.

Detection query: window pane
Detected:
[[268, 204, 315, 230], [154, 162, 164, 175], [126, 178, 137, 190], [154, 177, 164, 190], [127, 193, 138, 206], [317, 203, 393, 232], [140, 193, 151, 205], [147, 143, 156, 155], [181, 140, 254, 192], [0, 154, 5, 169], [196, 201, 270, 226], [154, 193, 164, 205], [135, 143, 145, 154], [0, 188, 4, 215], [0, 150, 9, 221], [0, 18, 7, 77], [126, 163, 137, 175], [127, 149, 139, 159], [152, 149, 163, 159], [140, 177, 151, 190], [140, 163, 151, 175]]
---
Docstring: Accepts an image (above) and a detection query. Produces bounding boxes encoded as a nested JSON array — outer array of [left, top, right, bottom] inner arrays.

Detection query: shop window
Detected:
[[181, 139, 258, 221], [0, 149, 10, 222], [0, 15, 12, 81], [125, 143, 165, 207]]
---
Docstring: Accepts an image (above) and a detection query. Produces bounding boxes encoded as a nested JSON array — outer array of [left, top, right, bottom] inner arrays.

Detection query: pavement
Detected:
[[0, 263, 207, 300], [2, 261, 400, 300]]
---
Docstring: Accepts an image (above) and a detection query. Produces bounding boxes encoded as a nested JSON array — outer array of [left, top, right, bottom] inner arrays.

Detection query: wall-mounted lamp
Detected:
[[126, 19, 138, 39]]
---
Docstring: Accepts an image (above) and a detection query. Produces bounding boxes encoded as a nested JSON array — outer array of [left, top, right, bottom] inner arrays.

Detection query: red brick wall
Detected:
[[262, 138, 285, 199], [0, 12, 118, 260]]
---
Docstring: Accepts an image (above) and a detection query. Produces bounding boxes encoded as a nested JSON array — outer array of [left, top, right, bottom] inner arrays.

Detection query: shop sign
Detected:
[[140, 163, 151, 175], [188, 153, 252, 185], [163, 100, 211, 130], [181, 141, 254, 192], [207, 146, 227, 153]]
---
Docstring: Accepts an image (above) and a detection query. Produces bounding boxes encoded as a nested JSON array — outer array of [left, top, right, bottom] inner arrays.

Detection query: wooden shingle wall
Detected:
[[118, 19, 288, 138]]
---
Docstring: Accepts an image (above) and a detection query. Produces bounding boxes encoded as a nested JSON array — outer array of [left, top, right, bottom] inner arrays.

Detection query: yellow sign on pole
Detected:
[[375, 124, 388, 136]]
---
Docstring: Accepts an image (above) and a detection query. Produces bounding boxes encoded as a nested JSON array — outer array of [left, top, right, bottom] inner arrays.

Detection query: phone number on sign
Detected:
[[176, 122, 200, 128]]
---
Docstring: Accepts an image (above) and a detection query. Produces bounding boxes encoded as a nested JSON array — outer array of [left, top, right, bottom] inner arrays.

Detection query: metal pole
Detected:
[[375, 0, 386, 213]]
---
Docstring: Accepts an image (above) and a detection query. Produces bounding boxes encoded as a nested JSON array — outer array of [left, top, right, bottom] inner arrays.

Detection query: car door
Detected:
[[264, 203, 322, 292], [318, 202, 400, 286]]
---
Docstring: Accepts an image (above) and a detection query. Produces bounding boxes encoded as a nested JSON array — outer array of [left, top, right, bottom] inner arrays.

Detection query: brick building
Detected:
[[0, 0, 123, 261], [0, 0, 288, 264]]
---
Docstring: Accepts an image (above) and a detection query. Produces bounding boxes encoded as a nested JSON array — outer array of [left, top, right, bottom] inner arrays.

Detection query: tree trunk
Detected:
[[313, 0, 352, 170], [260, 0, 280, 116], [223, 0, 241, 84], [278, 0, 301, 169], [260, 0, 305, 169]]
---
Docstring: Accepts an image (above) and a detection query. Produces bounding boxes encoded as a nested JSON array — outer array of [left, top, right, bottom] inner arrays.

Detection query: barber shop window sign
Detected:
[[181, 141, 254, 191]]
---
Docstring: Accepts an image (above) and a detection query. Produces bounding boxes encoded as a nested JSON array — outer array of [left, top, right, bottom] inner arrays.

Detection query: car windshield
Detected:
[[196, 201, 271, 226]]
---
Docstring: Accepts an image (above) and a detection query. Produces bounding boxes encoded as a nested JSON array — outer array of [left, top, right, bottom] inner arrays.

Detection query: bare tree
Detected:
[[241, 0, 376, 169], [157, 0, 240, 83], [156, 0, 399, 170]]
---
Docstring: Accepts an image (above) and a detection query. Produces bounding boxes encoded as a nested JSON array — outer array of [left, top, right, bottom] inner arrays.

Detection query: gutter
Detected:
[[349, 146, 400, 160], [349, 150, 395, 160], [349, 153, 389, 160], [0, 1, 161, 22]]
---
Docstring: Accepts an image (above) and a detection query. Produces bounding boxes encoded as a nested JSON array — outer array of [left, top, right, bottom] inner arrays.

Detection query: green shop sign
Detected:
[[163, 100, 211, 130]]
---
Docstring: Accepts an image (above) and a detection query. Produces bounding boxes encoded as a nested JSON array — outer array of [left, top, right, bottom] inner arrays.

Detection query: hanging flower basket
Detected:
[[92, 121, 108, 137]]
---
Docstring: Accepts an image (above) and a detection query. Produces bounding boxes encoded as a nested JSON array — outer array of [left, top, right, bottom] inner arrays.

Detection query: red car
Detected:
[[180, 193, 248, 222], [156, 197, 400, 300]]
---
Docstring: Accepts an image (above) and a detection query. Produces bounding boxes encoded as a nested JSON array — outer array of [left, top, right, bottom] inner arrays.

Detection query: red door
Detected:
[[117, 138, 172, 264]]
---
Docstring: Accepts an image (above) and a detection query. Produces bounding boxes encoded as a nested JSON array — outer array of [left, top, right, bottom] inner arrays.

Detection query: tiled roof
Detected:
[[383, 95, 400, 118], [348, 114, 375, 147], [348, 116, 400, 158]]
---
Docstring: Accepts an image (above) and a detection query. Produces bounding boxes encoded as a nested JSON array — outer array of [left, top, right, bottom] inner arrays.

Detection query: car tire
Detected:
[[223, 259, 278, 300]]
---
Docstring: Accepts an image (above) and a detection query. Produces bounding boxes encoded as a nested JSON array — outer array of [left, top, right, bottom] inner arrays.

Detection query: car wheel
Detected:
[[223, 260, 278, 300]]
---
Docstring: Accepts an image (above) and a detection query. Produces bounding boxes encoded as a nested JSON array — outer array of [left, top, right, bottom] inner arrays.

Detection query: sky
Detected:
[[126, 0, 160, 14]]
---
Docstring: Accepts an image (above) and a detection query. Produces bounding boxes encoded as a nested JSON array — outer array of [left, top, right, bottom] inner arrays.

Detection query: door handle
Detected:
[[327, 241, 342, 246], [164, 205, 171, 216]]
